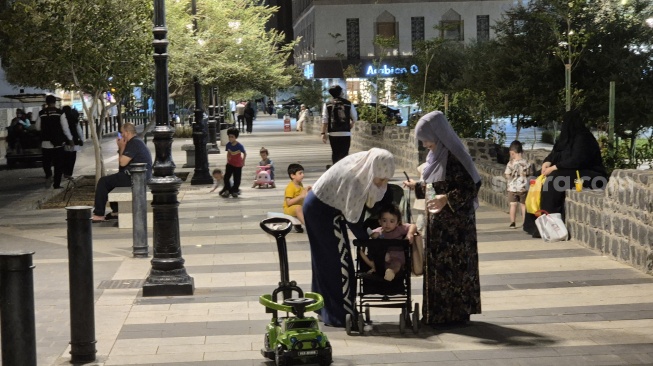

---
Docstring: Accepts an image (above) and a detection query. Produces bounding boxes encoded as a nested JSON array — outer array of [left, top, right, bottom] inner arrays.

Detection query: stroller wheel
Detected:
[[412, 303, 420, 334], [364, 305, 370, 323], [345, 313, 353, 336]]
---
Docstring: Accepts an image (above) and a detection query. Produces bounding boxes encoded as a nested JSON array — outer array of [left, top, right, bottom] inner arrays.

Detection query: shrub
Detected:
[[173, 126, 193, 138]]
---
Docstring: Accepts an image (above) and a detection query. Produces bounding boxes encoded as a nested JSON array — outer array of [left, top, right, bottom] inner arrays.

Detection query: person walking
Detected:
[[244, 101, 255, 134], [303, 148, 395, 327], [36, 95, 73, 189], [61, 106, 84, 179], [235, 101, 246, 131], [321, 85, 357, 166], [403, 111, 482, 326], [296, 104, 309, 132]]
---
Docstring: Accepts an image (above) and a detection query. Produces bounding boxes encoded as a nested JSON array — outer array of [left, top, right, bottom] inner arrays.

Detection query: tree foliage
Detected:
[[0, 0, 153, 181], [166, 0, 297, 100]]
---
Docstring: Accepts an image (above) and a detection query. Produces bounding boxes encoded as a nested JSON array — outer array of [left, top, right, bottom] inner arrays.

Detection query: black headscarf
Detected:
[[553, 110, 591, 152]]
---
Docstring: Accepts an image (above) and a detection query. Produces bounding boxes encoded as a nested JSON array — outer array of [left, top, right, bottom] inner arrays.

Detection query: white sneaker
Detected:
[[384, 269, 395, 281]]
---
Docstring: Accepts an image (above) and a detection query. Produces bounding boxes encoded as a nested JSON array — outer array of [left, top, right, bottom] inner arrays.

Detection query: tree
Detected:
[[0, 0, 152, 182], [165, 0, 297, 101]]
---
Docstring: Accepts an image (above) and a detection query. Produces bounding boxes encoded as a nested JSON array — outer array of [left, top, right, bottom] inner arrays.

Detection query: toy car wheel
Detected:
[[412, 303, 420, 334], [364, 305, 370, 323], [399, 308, 406, 335], [358, 314, 365, 336], [275, 345, 288, 366], [345, 313, 353, 336], [319, 347, 333, 365]]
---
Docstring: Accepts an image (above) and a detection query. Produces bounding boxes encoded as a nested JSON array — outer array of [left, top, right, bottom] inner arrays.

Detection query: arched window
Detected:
[[440, 9, 463, 41], [374, 11, 398, 56]]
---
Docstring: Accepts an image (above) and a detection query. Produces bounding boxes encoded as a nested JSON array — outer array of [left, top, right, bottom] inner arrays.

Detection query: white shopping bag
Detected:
[[534, 211, 568, 242]]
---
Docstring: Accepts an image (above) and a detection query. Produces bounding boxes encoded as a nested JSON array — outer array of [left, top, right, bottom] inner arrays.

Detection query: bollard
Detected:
[[0, 251, 37, 366], [65, 206, 97, 363], [130, 163, 149, 257]]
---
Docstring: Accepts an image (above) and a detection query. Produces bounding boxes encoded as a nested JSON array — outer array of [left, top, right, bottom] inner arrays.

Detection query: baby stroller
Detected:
[[347, 238, 419, 335], [253, 166, 275, 188]]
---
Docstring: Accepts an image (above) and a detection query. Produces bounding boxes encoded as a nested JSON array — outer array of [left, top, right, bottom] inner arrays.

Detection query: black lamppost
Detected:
[[189, 0, 213, 185], [207, 86, 220, 154], [143, 0, 194, 296]]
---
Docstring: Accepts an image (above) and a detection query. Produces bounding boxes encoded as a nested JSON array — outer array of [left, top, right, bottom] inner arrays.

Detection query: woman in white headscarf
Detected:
[[303, 148, 395, 328], [404, 111, 482, 326]]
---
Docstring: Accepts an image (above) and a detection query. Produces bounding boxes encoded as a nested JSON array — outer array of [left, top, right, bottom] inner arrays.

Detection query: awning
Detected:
[[1, 93, 60, 104]]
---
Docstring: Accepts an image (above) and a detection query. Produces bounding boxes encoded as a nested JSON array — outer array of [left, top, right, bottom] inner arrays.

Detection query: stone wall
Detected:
[[305, 117, 653, 274], [566, 170, 653, 274]]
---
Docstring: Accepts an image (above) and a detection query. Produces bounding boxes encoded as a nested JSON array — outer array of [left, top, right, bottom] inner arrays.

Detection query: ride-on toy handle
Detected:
[[259, 292, 324, 318], [260, 217, 294, 299]]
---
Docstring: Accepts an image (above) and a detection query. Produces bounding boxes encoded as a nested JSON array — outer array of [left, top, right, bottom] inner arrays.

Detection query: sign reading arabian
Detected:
[[364, 64, 419, 76]]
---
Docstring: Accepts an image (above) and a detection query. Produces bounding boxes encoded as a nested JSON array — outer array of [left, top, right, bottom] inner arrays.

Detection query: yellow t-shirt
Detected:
[[283, 181, 304, 216]]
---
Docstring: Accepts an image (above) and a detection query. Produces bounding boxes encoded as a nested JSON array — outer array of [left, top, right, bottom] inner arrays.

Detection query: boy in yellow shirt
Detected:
[[283, 163, 311, 233]]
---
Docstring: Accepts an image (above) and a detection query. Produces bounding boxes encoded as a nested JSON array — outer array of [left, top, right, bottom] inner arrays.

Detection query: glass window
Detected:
[[411, 17, 425, 52], [346, 18, 360, 60], [477, 15, 490, 42]]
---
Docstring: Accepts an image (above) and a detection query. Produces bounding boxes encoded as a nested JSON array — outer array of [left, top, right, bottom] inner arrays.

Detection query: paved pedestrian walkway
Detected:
[[1, 115, 653, 366]]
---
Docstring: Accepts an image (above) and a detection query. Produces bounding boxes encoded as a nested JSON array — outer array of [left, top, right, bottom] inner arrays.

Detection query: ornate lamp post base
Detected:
[[143, 269, 194, 296]]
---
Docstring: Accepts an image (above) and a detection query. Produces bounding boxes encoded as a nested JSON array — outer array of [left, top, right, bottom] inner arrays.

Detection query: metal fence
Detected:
[[82, 112, 151, 140]]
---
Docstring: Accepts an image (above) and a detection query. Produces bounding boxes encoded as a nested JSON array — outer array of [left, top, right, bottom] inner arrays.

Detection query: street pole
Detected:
[[608, 81, 615, 151], [143, 0, 194, 296], [207, 86, 220, 154], [189, 0, 213, 185], [565, 63, 571, 112]]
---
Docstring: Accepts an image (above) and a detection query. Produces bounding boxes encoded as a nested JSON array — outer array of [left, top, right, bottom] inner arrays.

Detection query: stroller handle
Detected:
[[260, 217, 293, 237]]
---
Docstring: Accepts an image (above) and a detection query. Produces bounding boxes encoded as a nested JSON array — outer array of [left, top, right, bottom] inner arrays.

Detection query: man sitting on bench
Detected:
[[92, 122, 152, 223]]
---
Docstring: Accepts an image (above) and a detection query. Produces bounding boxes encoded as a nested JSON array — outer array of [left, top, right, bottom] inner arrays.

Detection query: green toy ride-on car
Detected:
[[259, 217, 332, 366]]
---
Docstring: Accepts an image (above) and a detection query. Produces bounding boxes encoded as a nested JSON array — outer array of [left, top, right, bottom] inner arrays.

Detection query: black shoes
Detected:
[[293, 225, 304, 233], [509, 222, 516, 229]]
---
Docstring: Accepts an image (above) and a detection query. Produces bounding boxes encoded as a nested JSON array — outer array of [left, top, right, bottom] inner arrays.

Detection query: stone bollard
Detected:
[[130, 163, 149, 257], [65, 206, 97, 363], [0, 251, 37, 366]]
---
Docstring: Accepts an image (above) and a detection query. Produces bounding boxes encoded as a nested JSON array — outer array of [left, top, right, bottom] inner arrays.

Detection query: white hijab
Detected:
[[312, 148, 396, 223]]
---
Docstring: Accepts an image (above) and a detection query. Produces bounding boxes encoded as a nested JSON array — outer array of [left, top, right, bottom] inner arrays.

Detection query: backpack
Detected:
[[327, 98, 351, 132]]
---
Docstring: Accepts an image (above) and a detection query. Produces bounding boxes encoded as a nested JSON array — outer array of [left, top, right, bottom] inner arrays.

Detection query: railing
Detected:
[[82, 112, 152, 140]]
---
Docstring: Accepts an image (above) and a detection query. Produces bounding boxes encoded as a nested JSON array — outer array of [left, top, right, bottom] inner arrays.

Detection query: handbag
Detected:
[[525, 175, 545, 214], [534, 210, 568, 242]]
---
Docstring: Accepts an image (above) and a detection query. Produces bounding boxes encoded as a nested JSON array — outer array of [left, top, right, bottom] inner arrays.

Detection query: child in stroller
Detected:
[[348, 202, 421, 335], [358, 204, 417, 281]]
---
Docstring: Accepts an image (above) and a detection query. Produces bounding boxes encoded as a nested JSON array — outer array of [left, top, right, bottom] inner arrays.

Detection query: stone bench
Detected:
[[108, 187, 153, 229], [266, 212, 301, 226], [181, 143, 219, 168]]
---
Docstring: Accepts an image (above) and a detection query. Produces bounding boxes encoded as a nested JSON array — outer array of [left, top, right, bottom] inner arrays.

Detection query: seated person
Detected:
[[91, 123, 152, 222], [359, 204, 417, 281], [283, 163, 311, 233], [525, 110, 608, 237]]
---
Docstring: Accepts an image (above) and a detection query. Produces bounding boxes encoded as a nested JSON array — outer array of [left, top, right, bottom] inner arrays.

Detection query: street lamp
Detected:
[[189, 0, 213, 185], [142, 0, 194, 296]]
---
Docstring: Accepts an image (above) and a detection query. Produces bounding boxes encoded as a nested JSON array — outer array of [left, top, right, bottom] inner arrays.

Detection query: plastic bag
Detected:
[[534, 210, 568, 242], [525, 175, 545, 214]]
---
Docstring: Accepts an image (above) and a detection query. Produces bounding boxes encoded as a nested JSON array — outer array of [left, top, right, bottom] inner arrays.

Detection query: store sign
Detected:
[[303, 63, 314, 79], [364, 64, 419, 76]]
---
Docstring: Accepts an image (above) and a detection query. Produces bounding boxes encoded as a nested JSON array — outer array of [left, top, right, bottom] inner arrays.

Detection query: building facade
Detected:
[[292, 0, 519, 105]]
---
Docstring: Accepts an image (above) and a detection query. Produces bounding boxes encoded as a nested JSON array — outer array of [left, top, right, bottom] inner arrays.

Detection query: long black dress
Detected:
[[416, 152, 482, 325]]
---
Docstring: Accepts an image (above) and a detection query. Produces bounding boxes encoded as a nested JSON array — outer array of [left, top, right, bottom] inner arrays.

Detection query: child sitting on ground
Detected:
[[359, 204, 417, 281], [283, 163, 311, 233], [504, 140, 533, 228], [253, 147, 276, 188], [209, 168, 224, 193]]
